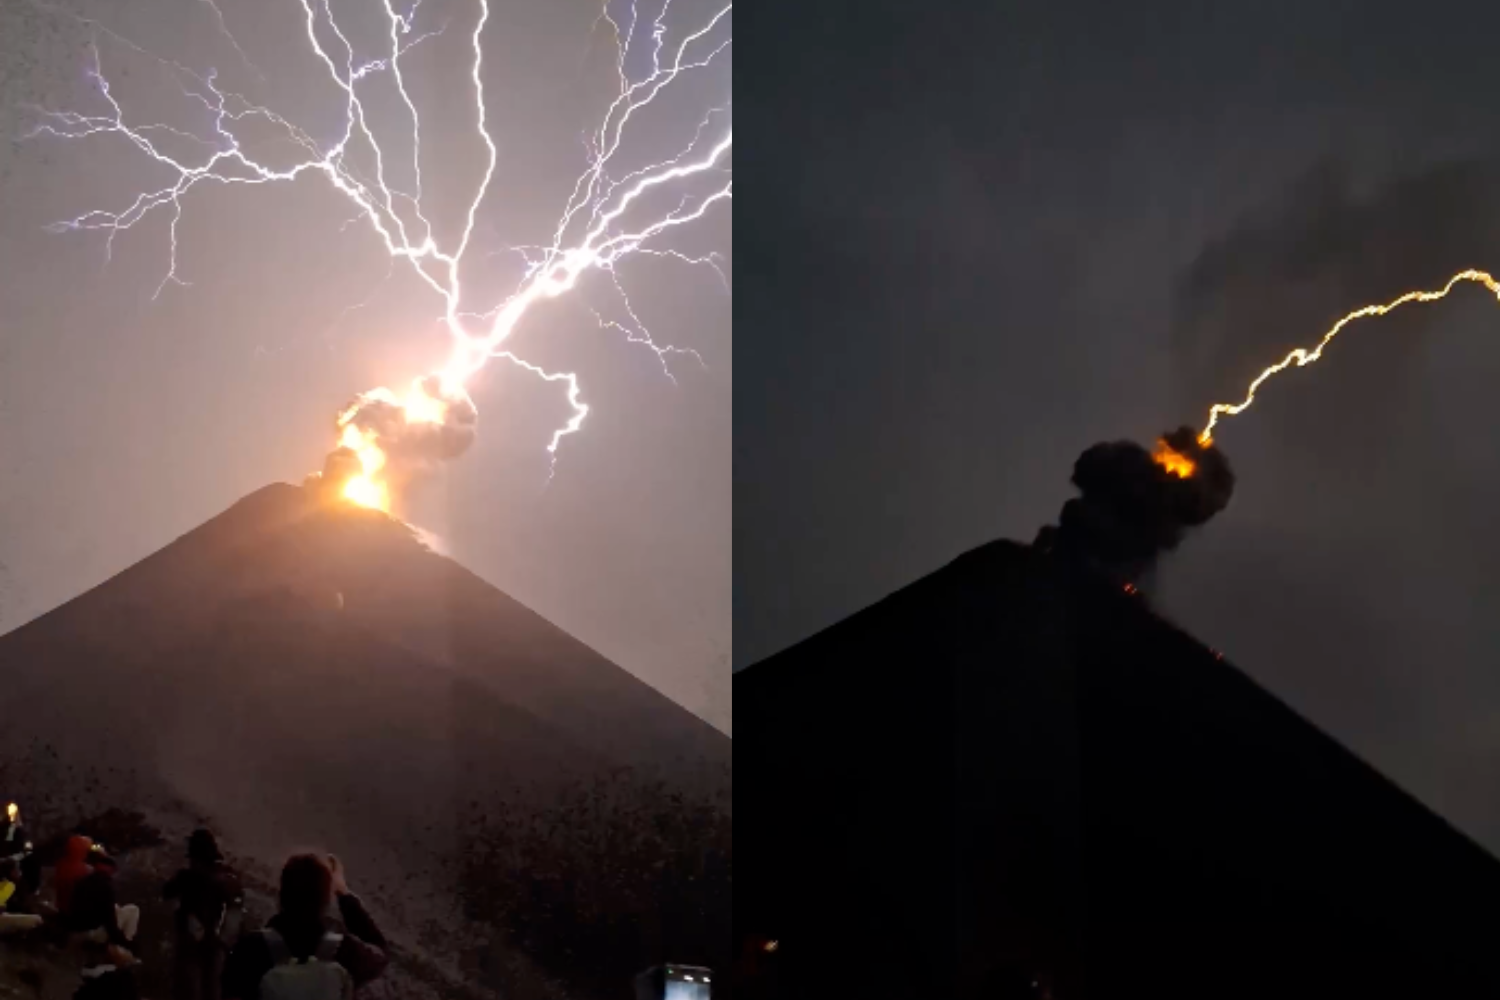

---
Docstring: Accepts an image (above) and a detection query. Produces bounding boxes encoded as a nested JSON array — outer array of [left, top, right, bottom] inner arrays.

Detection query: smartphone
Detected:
[[633, 964, 713, 1000]]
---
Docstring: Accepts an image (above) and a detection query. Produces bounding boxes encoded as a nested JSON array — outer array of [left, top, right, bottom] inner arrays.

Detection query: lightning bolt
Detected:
[[198, 0, 265, 85], [1199, 269, 1500, 445], [26, 0, 731, 492]]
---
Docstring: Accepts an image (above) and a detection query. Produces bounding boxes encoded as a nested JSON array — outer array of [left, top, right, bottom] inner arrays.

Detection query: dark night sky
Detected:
[[738, 1, 1500, 851], [0, 0, 730, 732]]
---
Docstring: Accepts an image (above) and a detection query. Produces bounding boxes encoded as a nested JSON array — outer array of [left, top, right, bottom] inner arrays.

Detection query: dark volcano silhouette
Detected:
[[0, 483, 730, 998], [736, 538, 1500, 1000]]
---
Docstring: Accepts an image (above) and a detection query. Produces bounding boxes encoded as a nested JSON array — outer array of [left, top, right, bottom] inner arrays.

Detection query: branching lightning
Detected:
[[1198, 269, 1500, 446], [26, 0, 732, 509], [199, 0, 265, 85]]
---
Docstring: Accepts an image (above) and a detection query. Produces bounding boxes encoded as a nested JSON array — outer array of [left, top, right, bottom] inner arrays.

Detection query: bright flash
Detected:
[[5, 804, 16, 822], [333, 379, 457, 511], [1199, 269, 1500, 443], [340, 473, 389, 512], [30, 0, 732, 512], [1152, 439, 1196, 478]]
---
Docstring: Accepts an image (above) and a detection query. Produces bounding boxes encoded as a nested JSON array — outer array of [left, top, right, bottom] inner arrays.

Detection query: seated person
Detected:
[[68, 849, 139, 948], [0, 859, 43, 936]]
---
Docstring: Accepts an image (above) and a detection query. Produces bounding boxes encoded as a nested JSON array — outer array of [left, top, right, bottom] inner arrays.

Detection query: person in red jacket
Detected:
[[221, 853, 388, 999], [53, 836, 95, 914]]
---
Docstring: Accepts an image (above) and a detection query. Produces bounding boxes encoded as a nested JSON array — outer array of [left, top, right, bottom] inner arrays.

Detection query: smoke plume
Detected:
[[314, 447, 363, 495], [308, 375, 478, 507], [1174, 158, 1500, 410], [1036, 427, 1235, 586], [341, 375, 478, 469]]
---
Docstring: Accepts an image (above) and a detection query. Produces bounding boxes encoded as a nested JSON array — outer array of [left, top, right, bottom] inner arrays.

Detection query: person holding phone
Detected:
[[221, 852, 389, 1000]]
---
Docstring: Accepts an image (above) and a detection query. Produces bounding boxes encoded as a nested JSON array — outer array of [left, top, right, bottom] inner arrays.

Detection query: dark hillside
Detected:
[[737, 539, 1500, 999], [0, 483, 730, 997]]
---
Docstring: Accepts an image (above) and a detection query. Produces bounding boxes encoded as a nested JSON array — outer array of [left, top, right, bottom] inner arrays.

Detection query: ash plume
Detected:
[[341, 375, 479, 469], [1036, 427, 1235, 586], [314, 447, 363, 496], [308, 375, 478, 505], [1174, 158, 1500, 411]]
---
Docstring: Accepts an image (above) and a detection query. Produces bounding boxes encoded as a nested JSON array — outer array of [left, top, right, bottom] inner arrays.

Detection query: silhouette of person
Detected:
[[222, 853, 389, 999]]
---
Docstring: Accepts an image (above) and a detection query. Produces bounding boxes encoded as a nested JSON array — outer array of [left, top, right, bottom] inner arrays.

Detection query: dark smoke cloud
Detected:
[[1173, 157, 1500, 410], [1036, 427, 1235, 587]]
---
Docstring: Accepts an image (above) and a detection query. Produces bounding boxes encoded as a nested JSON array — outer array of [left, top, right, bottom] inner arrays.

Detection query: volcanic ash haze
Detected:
[[0, 482, 731, 997]]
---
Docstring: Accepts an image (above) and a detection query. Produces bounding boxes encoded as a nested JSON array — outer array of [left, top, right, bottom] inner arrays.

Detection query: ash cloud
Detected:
[[315, 447, 363, 495], [1173, 157, 1500, 410], [1037, 427, 1235, 586], [344, 375, 479, 469], [311, 375, 479, 499]]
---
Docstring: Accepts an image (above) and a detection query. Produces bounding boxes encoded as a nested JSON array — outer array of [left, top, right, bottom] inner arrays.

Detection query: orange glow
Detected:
[[341, 471, 390, 511], [1152, 439, 1197, 478], [332, 378, 455, 512], [1200, 269, 1500, 442], [5, 804, 15, 822]]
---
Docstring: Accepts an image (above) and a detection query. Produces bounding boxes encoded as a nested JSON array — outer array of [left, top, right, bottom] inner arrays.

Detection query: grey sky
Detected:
[[738, 0, 1500, 848], [0, 0, 730, 733]]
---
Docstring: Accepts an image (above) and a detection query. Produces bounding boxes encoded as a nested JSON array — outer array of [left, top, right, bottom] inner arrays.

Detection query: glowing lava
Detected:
[[338, 437, 390, 511], [334, 378, 463, 512], [1152, 439, 1197, 478]]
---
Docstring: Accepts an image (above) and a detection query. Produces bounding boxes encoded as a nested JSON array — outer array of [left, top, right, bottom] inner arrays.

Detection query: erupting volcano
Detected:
[[30, 0, 730, 518], [737, 423, 1500, 1000], [1035, 426, 1236, 588], [311, 375, 479, 513]]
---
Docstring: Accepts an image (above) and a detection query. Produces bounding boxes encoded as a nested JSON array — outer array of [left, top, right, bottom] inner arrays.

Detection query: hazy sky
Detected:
[[0, 0, 730, 732], [738, 0, 1500, 849]]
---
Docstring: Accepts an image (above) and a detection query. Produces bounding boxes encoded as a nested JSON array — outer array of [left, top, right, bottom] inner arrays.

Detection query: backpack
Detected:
[[258, 929, 354, 1000]]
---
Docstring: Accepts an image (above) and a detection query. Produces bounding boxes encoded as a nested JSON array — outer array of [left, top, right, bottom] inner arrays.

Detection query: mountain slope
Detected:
[[0, 483, 730, 997], [737, 538, 1500, 1000]]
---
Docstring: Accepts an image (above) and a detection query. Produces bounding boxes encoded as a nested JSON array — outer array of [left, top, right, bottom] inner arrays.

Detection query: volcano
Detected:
[[736, 538, 1500, 1000], [0, 483, 730, 998]]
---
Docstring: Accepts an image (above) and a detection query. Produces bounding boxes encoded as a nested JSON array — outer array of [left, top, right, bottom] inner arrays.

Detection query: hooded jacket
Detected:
[[53, 835, 94, 914]]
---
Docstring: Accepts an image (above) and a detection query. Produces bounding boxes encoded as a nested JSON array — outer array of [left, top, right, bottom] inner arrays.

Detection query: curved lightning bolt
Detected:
[[1199, 269, 1500, 445], [26, 0, 732, 509]]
